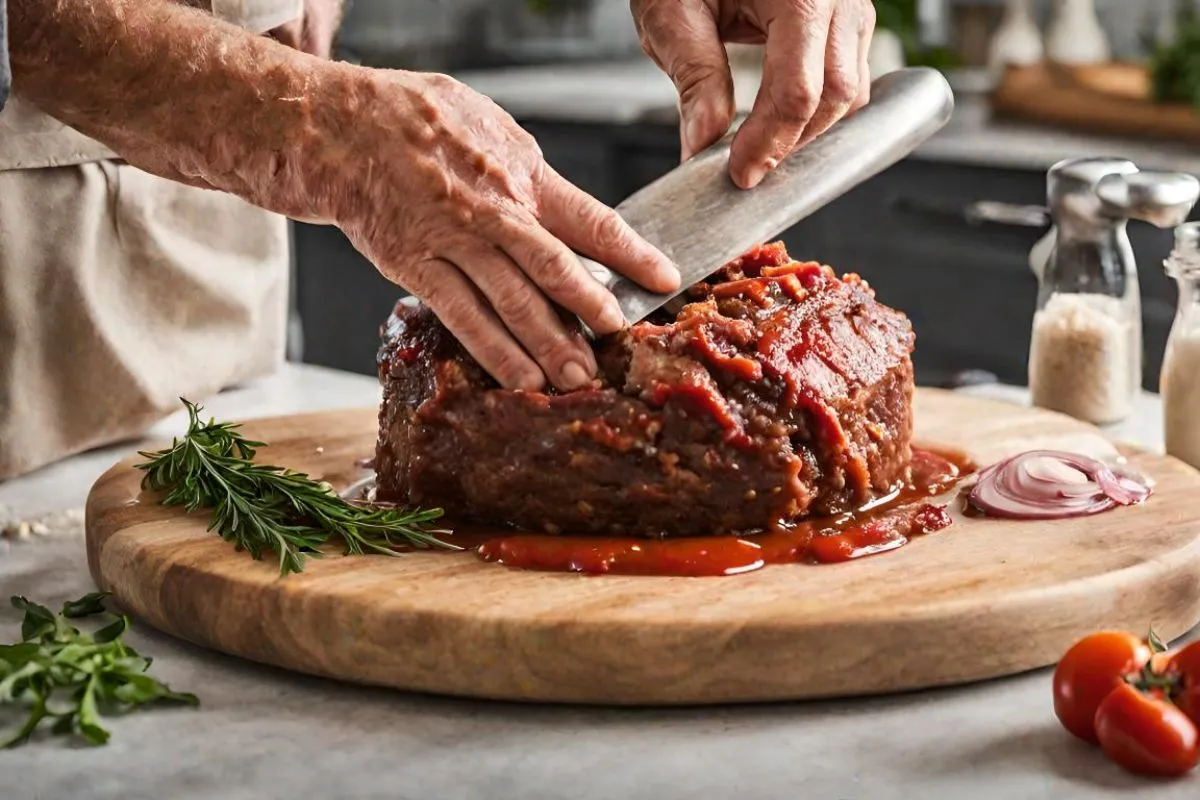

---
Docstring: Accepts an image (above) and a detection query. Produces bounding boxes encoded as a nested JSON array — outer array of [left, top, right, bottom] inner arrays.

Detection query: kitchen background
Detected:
[[287, 0, 1200, 390]]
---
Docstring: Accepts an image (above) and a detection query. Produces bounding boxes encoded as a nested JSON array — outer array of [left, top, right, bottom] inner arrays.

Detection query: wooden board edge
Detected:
[[79, 392, 1200, 706]]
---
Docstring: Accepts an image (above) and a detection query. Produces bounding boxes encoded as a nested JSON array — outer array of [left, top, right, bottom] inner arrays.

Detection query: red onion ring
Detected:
[[968, 450, 1152, 520]]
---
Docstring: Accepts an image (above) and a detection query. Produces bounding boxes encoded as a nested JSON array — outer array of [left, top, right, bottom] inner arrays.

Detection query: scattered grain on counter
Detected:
[[1163, 332, 1200, 470], [0, 507, 85, 541], [1, 520, 32, 541], [1029, 293, 1138, 425]]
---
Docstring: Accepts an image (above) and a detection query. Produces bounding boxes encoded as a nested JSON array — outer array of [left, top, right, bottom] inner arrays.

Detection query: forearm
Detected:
[[8, 0, 379, 221]]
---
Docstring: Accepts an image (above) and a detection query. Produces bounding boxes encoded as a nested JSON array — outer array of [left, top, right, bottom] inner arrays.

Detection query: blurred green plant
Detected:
[[874, 0, 919, 42], [525, 0, 594, 15], [861, 0, 962, 70], [524, 0, 958, 70], [1150, 3, 1200, 109]]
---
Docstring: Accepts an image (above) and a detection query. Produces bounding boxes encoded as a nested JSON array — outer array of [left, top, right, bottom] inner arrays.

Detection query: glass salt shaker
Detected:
[[1162, 222, 1200, 470], [1029, 158, 1199, 425]]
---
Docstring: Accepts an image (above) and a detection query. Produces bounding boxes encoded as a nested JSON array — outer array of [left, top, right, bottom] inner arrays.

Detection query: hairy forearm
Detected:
[[7, 0, 383, 222]]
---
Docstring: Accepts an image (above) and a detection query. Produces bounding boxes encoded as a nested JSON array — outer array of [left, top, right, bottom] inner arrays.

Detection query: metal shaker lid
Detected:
[[1046, 157, 1138, 229], [1098, 171, 1200, 229], [1047, 157, 1199, 231], [1167, 221, 1200, 278]]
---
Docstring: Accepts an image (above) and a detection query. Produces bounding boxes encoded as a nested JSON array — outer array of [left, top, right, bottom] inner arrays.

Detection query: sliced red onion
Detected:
[[968, 450, 1152, 520]]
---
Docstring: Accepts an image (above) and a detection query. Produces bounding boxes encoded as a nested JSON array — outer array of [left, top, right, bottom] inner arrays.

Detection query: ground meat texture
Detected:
[[374, 242, 916, 538]]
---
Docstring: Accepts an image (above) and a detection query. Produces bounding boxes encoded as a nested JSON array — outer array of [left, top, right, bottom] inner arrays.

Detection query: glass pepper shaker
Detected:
[[1029, 158, 1199, 425], [1162, 222, 1200, 470]]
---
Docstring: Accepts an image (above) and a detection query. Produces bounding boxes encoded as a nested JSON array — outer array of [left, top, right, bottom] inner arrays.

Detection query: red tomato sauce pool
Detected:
[[424, 447, 972, 577]]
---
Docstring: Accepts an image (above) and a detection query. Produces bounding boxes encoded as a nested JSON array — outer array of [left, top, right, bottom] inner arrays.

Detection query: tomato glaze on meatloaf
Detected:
[[373, 242, 916, 538]]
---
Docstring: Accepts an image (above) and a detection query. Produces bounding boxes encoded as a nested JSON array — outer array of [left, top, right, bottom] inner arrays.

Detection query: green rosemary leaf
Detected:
[[134, 398, 456, 576]]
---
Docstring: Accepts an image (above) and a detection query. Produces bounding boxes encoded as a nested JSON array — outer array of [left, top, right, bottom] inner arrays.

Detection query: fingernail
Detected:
[[596, 299, 626, 333], [514, 372, 545, 393], [559, 361, 592, 390], [742, 162, 769, 189], [661, 261, 682, 290]]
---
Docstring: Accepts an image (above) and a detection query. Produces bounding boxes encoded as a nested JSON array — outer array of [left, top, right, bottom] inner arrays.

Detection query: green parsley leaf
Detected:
[[1, 593, 197, 748]]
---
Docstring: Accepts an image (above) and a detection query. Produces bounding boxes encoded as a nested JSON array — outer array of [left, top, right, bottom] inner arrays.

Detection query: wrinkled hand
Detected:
[[268, 0, 344, 59], [329, 72, 680, 392], [632, 0, 876, 189]]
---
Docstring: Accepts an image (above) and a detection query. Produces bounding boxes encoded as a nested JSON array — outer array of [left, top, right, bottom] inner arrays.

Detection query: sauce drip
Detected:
[[433, 447, 971, 577]]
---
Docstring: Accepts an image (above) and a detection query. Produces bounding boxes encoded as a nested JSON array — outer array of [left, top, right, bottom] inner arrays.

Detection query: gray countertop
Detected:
[[454, 61, 1200, 176], [1, 364, 1192, 800]]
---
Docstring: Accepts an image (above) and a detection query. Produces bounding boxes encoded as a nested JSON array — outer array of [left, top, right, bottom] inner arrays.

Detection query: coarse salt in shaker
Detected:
[[1029, 159, 1142, 425], [1029, 292, 1139, 424], [1162, 222, 1200, 470], [1029, 159, 1200, 425]]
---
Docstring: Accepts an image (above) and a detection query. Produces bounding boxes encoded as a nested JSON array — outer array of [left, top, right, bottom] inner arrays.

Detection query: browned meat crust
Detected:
[[375, 242, 915, 538]]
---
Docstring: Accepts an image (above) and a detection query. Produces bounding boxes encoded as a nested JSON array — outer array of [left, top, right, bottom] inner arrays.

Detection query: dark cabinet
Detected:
[[523, 122, 622, 206], [294, 121, 1188, 391], [292, 222, 400, 377]]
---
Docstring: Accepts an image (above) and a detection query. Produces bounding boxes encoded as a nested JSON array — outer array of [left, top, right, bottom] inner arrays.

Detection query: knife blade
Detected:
[[580, 66, 955, 324]]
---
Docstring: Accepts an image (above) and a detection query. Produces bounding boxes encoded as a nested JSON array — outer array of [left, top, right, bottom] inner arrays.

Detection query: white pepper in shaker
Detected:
[[1162, 221, 1200, 470]]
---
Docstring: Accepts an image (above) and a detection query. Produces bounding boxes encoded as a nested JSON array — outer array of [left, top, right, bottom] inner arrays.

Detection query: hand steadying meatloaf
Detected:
[[374, 242, 915, 538]]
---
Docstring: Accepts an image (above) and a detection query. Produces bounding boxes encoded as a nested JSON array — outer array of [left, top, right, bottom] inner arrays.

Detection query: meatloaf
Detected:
[[374, 242, 916, 538]]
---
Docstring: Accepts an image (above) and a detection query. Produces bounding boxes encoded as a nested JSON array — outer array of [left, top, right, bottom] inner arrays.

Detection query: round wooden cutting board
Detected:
[[85, 389, 1200, 705]]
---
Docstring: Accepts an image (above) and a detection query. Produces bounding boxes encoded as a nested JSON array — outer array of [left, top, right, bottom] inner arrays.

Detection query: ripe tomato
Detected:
[[1166, 641, 1200, 728], [1053, 631, 1152, 742], [1094, 683, 1199, 777]]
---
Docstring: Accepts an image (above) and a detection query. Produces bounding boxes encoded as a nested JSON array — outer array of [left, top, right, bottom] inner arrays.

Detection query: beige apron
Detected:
[[0, 0, 302, 480]]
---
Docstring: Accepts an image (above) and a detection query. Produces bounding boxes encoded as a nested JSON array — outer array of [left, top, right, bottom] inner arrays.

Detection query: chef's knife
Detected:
[[581, 67, 956, 324]]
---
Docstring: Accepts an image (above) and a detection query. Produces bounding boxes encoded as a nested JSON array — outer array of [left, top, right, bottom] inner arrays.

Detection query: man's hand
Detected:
[[268, 0, 343, 59], [9, 0, 680, 393], [632, 0, 876, 189], [264, 1, 680, 392], [330, 72, 680, 391]]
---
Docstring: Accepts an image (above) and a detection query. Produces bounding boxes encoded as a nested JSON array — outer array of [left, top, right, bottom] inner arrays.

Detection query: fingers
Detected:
[[398, 245, 603, 392], [403, 258, 546, 392], [266, 18, 304, 51], [632, 0, 737, 161], [729, 1, 833, 189], [302, 19, 334, 60], [850, 2, 875, 114], [305, 0, 347, 60], [448, 242, 599, 392], [792, 2, 866, 151], [491, 214, 627, 337], [538, 169, 681, 296], [729, 0, 882, 189], [267, 2, 341, 58]]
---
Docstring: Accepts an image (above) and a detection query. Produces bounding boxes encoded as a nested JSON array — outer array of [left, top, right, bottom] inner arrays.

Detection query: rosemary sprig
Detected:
[[135, 399, 455, 576]]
